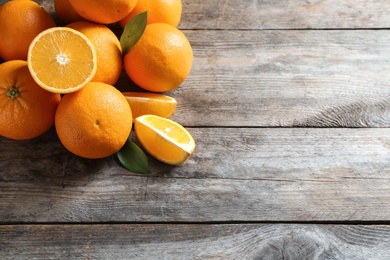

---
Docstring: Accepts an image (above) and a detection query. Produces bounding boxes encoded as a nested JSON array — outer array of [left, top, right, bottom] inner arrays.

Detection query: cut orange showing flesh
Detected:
[[27, 27, 97, 94], [123, 92, 177, 120], [134, 115, 196, 165]]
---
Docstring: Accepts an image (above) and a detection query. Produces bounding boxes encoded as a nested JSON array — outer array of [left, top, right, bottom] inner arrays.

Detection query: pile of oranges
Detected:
[[0, 0, 196, 168]]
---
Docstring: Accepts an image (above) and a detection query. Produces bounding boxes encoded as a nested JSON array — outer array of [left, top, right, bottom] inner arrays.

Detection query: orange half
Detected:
[[134, 115, 196, 165], [123, 92, 177, 120], [27, 27, 97, 94]]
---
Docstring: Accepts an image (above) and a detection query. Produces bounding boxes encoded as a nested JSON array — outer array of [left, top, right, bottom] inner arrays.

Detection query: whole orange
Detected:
[[0, 60, 61, 140], [124, 23, 193, 92], [54, 0, 84, 24], [119, 0, 182, 28], [67, 21, 123, 85], [68, 0, 137, 24], [55, 82, 133, 159], [0, 0, 56, 61]]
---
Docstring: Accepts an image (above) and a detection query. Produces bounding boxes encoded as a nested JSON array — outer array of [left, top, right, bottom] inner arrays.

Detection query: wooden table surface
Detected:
[[1, 0, 390, 259]]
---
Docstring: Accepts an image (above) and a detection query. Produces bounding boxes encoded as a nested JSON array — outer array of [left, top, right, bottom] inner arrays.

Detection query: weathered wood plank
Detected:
[[3, 127, 390, 181], [181, 0, 390, 30], [2, 1, 390, 127], [1, 128, 390, 223], [164, 29, 390, 127], [1, 224, 390, 259], [4, 0, 389, 29]]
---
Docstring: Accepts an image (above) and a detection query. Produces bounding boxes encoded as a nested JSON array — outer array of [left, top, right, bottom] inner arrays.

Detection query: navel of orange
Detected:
[[0, 60, 61, 140]]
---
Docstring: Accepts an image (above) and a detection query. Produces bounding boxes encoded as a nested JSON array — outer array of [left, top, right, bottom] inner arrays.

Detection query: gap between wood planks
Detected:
[[2, 220, 390, 226], [180, 28, 390, 31]]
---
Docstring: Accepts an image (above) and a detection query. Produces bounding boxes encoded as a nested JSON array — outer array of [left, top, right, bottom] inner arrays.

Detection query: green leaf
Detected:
[[117, 139, 151, 174], [120, 11, 148, 55]]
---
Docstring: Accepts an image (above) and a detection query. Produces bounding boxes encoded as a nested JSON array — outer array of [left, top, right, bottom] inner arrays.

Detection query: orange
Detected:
[[123, 92, 177, 119], [55, 82, 133, 159], [124, 23, 193, 92], [134, 115, 196, 165], [0, 60, 61, 140], [68, 0, 137, 24], [0, 0, 56, 61], [119, 0, 182, 28], [27, 27, 97, 94], [54, 0, 85, 24], [67, 21, 123, 85]]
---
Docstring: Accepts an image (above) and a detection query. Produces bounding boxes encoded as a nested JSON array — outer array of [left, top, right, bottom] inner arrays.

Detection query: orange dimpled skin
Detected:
[[68, 0, 138, 24], [124, 23, 193, 93], [0, 60, 61, 140], [120, 0, 182, 28], [55, 82, 133, 159], [67, 21, 123, 85], [0, 0, 56, 61]]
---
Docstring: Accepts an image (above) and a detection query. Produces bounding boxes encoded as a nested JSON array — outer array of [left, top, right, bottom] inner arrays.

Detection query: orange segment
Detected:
[[134, 115, 196, 165], [123, 92, 177, 119], [27, 27, 97, 94]]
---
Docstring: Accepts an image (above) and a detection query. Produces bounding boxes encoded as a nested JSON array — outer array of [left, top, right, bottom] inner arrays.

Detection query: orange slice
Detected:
[[123, 92, 177, 119], [27, 27, 97, 94], [134, 115, 196, 165]]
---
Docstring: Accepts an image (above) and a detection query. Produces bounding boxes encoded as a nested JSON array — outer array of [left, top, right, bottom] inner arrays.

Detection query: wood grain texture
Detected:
[[1, 128, 390, 223], [181, 0, 390, 30], [2, 1, 390, 127], [1, 0, 390, 257], [163, 29, 390, 127], [3, 0, 389, 29], [1, 224, 390, 259]]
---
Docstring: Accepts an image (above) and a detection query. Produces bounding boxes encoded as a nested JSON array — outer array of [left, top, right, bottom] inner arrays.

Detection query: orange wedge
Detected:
[[27, 27, 97, 94], [134, 115, 196, 165], [123, 92, 177, 119]]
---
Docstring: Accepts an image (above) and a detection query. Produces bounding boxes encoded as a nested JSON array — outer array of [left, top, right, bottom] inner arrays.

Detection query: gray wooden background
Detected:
[[1, 0, 390, 259]]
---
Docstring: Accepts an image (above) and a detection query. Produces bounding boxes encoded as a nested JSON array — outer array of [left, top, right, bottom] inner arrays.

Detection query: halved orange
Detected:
[[134, 115, 196, 165], [27, 27, 97, 94], [123, 92, 177, 119]]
